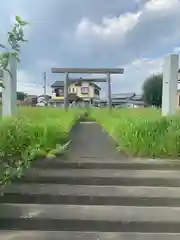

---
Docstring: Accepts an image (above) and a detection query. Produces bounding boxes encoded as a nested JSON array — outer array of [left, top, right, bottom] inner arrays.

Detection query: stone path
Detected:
[[1, 122, 180, 239]]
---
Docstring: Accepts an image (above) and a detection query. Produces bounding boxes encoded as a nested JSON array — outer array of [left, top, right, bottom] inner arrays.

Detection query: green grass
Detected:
[[1, 106, 180, 191], [0, 107, 85, 189], [90, 108, 180, 159]]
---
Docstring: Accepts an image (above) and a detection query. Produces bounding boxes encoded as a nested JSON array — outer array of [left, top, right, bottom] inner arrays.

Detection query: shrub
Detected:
[[0, 108, 83, 187]]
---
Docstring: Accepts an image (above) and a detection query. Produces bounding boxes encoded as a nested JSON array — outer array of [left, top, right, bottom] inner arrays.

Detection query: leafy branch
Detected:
[[0, 16, 28, 87]]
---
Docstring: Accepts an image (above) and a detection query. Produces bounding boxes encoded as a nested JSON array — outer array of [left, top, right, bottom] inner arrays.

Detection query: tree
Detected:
[[0, 16, 28, 87], [142, 73, 163, 107], [17, 92, 27, 101], [0, 91, 27, 100]]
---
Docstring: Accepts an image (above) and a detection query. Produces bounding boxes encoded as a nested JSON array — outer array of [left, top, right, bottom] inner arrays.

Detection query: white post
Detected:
[[2, 69, 13, 116], [2, 40, 17, 117], [162, 54, 179, 116], [10, 50, 17, 115]]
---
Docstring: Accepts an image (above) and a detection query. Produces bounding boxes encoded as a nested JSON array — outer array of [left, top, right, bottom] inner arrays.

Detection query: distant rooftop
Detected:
[[51, 81, 64, 88], [111, 92, 135, 99], [131, 94, 143, 101]]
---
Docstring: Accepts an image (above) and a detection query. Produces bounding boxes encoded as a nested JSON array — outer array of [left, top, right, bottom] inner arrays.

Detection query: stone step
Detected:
[[2, 184, 180, 206], [34, 158, 180, 170], [1, 204, 180, 232], [1, 231, 180, 240], [16, 169, 180, 186]]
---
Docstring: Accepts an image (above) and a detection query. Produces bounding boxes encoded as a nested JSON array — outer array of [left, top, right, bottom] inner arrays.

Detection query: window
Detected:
[[94, 88, 99, 96], [69, 87, 75, 93], [59, 88, 64, 96], [81, 87, 89, 94], [54, 88, 64, 97]]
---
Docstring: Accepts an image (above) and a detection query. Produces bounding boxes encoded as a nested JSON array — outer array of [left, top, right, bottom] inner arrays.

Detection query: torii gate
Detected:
[[51, 68, 124, 110]]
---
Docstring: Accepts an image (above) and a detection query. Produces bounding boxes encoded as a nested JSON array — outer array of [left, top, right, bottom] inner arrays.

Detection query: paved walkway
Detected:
[[1, 122, 180, 239], [68, 122, 128, 160]]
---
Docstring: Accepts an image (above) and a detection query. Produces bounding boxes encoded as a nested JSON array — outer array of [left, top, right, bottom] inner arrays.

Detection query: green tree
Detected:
[[0, 16, 28, 87], [17, 91, 27, 100], [0, 91, 27, 100], [142, 73, 163, 107]]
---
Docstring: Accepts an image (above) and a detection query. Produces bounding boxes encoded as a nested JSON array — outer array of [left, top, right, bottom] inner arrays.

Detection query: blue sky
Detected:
[[0, 0, 180, 98]]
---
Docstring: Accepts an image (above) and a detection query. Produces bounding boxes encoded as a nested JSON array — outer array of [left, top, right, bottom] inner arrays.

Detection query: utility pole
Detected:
[[43, 72, 48, 106]]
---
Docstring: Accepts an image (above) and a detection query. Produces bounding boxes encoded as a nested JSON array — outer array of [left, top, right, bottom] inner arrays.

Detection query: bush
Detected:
[[0, 108, 84, 188]]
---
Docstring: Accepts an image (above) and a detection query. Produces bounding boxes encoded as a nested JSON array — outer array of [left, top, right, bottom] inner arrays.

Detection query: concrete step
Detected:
[[16, 169, 180, 186], [1, 204, 180, 232], [1, 231, 180, 240], [2, 184, 180, 206], [34, 158, 180, 170]]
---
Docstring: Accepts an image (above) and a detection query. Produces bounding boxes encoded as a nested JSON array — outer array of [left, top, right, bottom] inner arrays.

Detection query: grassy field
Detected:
[[0, 107, 84, 188], [1, 106, 180, 189], [90, 108, 180, 159]]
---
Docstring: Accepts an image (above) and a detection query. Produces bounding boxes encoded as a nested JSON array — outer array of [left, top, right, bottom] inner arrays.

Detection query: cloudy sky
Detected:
[[0, 0, 180, 98]]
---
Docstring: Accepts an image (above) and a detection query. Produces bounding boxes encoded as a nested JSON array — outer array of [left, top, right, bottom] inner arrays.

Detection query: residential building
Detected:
[[100, 93, 146, 108], [24, 95, 37, 106], [112, 93, 146, 108], [49, 79, 101, 107], [112, 93, 136, 108]]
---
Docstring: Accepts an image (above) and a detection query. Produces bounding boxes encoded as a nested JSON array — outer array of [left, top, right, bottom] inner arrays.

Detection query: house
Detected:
[[49, 79, 101, 107], [17, 100, 26, 106], [129, 94, 146, 108], [112, 92, 140, 108], [100, 93, 146, 108], [99, 99, 107, 107], [24, 95, 37, 106]]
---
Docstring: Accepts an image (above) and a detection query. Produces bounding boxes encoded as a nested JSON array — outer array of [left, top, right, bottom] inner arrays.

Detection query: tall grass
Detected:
[[90, 108, 180, 159], [0, 107, 84, 188]]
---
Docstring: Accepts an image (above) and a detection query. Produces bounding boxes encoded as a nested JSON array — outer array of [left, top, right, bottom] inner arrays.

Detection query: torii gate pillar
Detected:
[[107, 73, 112, 110], [162, 54, 179, 116]]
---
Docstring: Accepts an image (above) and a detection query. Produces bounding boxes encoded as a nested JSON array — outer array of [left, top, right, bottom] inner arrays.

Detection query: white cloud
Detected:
[[1, 0, 180, 95], [73, 0, 180, 95], [76, 11, 141, 44], [97, 56, 163, 99], [174, 47, 180, 54], [145, 0, 178, 11], [109, 57, 162, 94], [74, 0, 180, 51], [76, 0, 180, 42], [110, 52, 180, 95]]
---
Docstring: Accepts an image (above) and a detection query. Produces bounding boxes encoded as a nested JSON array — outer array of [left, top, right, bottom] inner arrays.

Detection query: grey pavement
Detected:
[[2, 204, 180, 222], [25, 168, 180, 179], [68, 122, 128, 159], [1, 231, 180, 240], [5, 184, 180, 198]]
